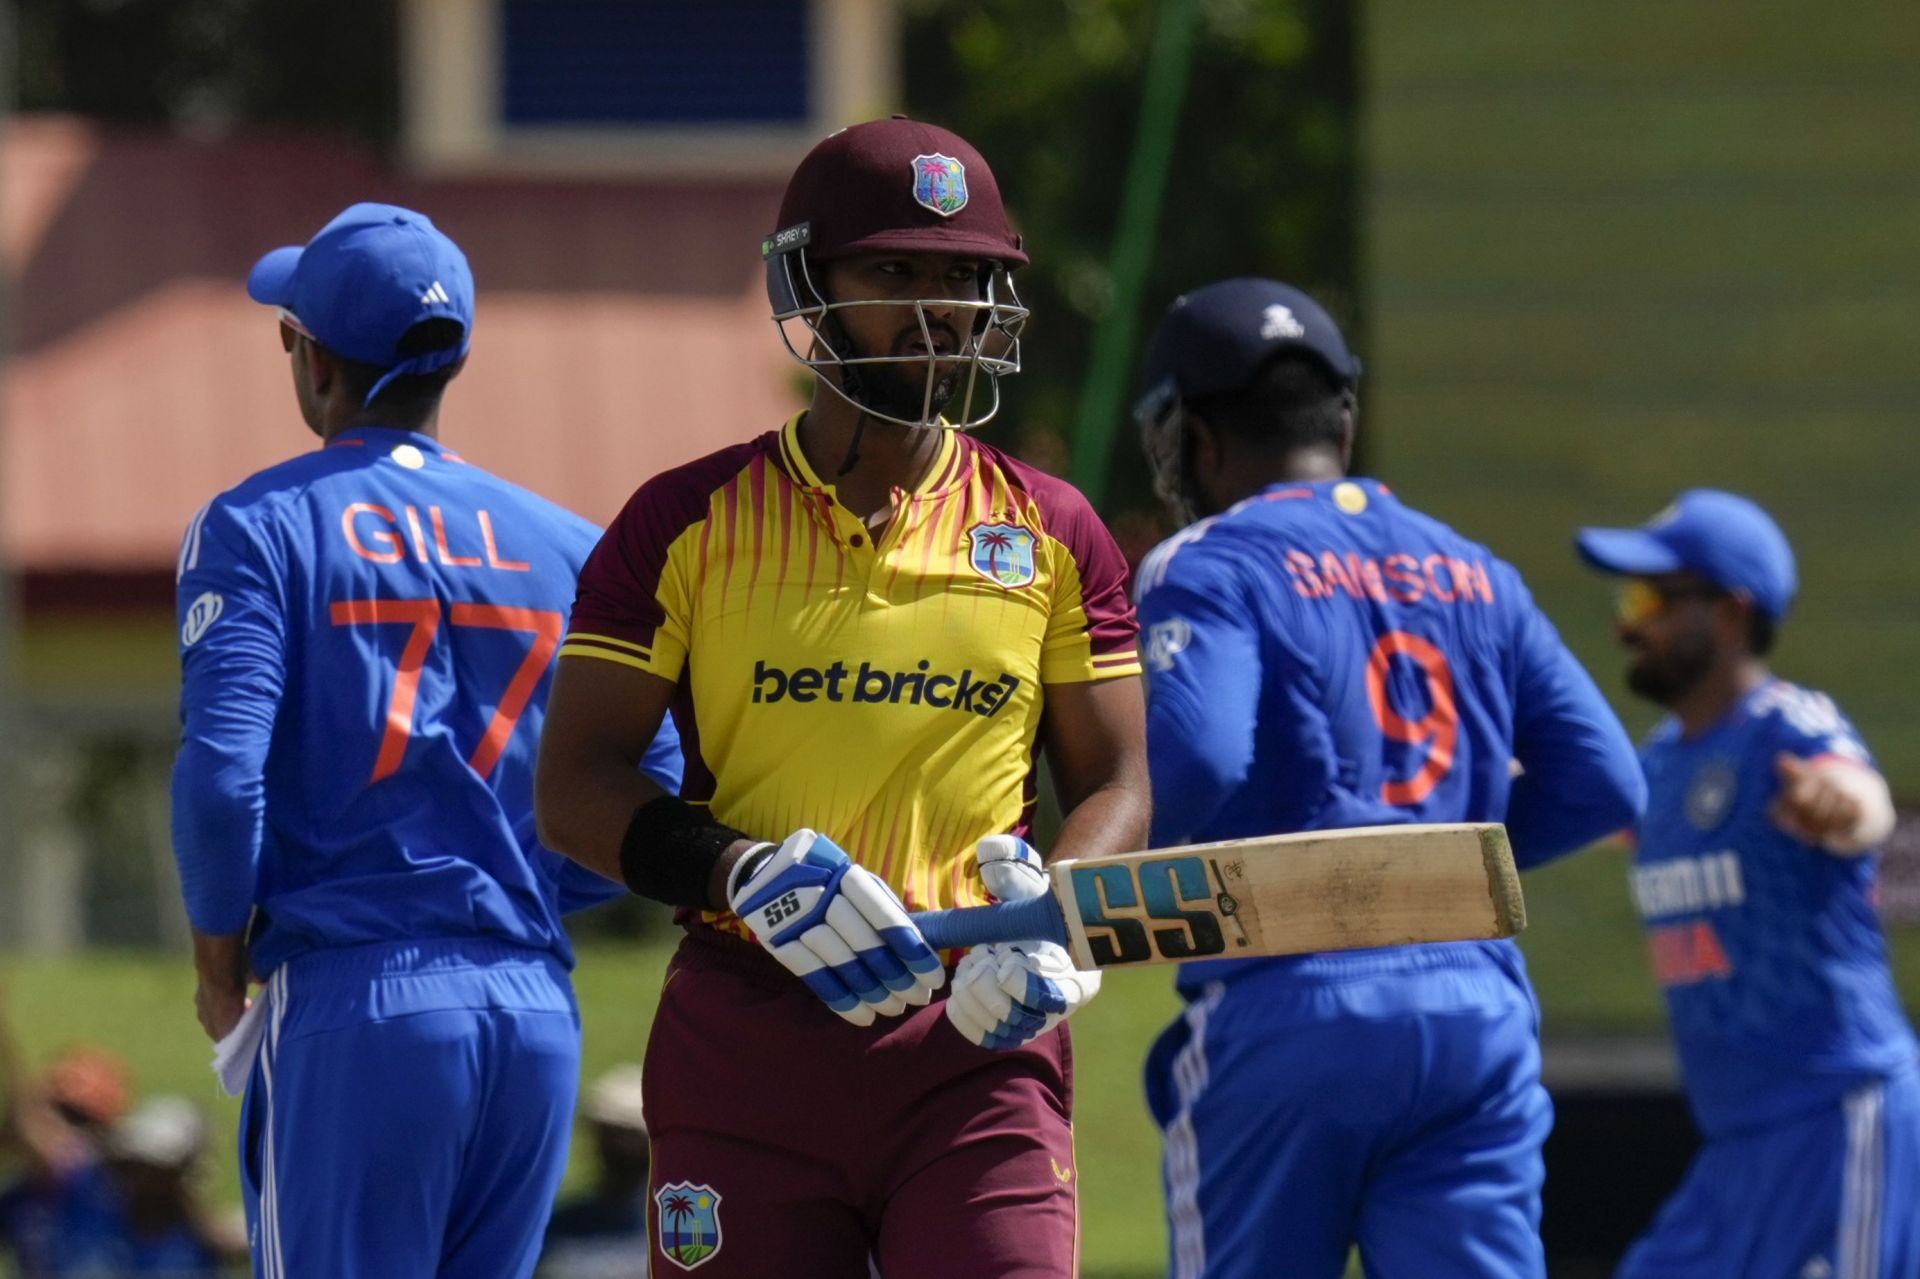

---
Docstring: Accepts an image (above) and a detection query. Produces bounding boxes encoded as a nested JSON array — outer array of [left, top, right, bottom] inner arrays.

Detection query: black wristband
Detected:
[[618, 795, 750, 909]]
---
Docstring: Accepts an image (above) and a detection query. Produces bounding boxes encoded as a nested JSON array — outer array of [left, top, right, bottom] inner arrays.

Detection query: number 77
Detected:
[[330, 598, 564, 784]]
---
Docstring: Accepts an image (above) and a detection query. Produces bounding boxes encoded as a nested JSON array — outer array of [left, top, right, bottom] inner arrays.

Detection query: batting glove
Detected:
[[728, 829, 944, 1027], [945, 834, 1101, 1051], [976, 833, 1048, 903], [945, 941, 1100, 1051]]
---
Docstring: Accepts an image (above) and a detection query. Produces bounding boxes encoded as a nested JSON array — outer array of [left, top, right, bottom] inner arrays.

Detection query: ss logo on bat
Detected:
[[1070, 856, 1228, 966]]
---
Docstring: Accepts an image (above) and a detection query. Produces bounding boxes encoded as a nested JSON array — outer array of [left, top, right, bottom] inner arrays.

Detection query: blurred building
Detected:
[[0, 0, 899, 947]]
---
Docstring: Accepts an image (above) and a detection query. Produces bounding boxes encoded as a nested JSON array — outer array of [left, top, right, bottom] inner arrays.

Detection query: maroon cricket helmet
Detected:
[[762, 117, 1031, 431], [771, 117, 1027, 267]]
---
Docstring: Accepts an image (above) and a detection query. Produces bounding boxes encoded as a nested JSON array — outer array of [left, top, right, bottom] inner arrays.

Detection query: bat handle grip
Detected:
[[911, 893, 1070, 951]]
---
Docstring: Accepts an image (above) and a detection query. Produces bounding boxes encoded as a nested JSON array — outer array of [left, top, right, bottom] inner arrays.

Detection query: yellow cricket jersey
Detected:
[[562, 412, 1142, 936]]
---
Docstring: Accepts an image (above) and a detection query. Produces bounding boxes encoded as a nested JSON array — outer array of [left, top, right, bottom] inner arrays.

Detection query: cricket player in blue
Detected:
[[1578, 491, 1917, 1279], [1132, 278, 1647, 1279], [169, 202, 682, 1277]]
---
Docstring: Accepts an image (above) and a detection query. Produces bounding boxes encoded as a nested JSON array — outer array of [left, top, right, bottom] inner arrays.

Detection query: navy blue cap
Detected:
[[1576, 489, 1798, 619], [1138, 277, 1360, 407], [247, 202, 473, 402]]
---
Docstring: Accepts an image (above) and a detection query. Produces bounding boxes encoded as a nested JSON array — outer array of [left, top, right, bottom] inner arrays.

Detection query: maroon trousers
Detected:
[[643, 927, 1080, 1277]]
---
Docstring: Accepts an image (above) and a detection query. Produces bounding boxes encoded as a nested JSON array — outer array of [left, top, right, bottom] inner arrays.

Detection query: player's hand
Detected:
[[1770, 753, 1863, 845], [945, 941, 1100, 1051], [945, 834, 1100, 1050], [976, 833, 1048, 903], [191, 929, 252, 1042], [194, 976, 248, 1043], [727, 829, 944, 1026]]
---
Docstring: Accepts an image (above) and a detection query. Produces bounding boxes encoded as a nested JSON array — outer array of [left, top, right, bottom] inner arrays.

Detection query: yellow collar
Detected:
[[779, 411, 959, 500]]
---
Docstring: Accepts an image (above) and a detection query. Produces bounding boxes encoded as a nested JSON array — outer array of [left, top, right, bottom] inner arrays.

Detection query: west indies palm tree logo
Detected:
[[911, 153, 969, 217], [965, 521, 1038, 589], [654, 1180, 722, 1270]]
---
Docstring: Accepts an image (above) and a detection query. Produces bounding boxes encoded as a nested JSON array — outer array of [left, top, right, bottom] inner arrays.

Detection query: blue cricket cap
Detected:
[[1576, 489, 1797, 619], [247, 202, 473, 404], [1137, 277, 1361, 411]]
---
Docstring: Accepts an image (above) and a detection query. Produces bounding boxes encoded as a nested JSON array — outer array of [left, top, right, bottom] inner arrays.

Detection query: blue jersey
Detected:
[[171, 426, 682, 974], [1634, 679, 1918, 1137], [1137, 477, 1644, 991]]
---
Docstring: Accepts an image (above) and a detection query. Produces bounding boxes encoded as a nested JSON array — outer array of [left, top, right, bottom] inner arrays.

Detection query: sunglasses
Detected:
[[1614, 577, 1726, 626], [278, 308, 316, 353]]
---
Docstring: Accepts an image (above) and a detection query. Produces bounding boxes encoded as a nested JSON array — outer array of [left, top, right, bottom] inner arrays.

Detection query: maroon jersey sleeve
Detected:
[[560, 440, 763, 680], [1004, 457, 1143, 683]]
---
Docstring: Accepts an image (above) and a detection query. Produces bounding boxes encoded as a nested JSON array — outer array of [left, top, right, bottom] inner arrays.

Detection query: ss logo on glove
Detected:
[[727, 830, 945, 1027], [764, 890, 804, 927]]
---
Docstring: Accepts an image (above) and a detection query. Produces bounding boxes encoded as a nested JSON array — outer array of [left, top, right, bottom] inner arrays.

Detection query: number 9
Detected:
[[1366, 631, 1458, 806]]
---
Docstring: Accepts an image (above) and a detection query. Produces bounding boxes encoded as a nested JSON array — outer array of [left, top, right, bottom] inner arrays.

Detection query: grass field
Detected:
[[0, 937, 1181, 1278], [7, 853, 1919, 1277]]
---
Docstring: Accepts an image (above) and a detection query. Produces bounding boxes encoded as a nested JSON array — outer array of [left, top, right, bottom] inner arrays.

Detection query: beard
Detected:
[[1140, 412, 1207, 525], [1625, 632, 1715, 705], [822, 312, 969, 424], [1184, 477, 1221, 520], [853, 358, 962, 423]]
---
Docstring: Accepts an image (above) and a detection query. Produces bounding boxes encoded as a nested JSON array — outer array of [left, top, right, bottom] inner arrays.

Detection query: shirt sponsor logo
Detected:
[[1636, 850, 1745, 985], [1632, 850, 1745, 920], [752, 659, 1021, 717], [181, 591, 224, 647]]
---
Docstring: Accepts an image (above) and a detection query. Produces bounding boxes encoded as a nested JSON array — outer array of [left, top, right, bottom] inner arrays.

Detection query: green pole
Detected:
[[0, 0, 18, 946], [1067, 0, 1202, 506]]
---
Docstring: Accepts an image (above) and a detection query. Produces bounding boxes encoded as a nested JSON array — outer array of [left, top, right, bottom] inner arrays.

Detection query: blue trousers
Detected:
[[1618, 1067, 1920, 1279], [1146, 960, 1553, 1279], [240, 939, 580, 1278]]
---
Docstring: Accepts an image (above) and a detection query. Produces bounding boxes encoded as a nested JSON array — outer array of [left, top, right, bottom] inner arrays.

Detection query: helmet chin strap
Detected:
[[819, 311, 877, 477], [837, 413, 870, 477]]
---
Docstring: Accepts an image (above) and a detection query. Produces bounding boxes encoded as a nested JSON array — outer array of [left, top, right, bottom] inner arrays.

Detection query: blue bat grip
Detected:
[[912, 893, 1070, 951]]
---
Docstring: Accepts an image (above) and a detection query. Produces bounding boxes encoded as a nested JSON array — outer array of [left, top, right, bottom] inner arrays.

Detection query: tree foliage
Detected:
[[901, 0, 1357, 536]]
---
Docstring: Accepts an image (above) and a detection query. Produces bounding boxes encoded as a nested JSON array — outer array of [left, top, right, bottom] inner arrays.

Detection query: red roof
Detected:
[[2, 116, 798, 570]]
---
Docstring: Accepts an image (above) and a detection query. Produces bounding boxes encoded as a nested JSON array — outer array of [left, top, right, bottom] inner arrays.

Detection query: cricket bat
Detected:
[[911, 823, 1524, 969]]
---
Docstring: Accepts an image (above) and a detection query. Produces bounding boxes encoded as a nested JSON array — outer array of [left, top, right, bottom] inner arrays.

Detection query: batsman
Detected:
[[535, 118, 1149, 1276]]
